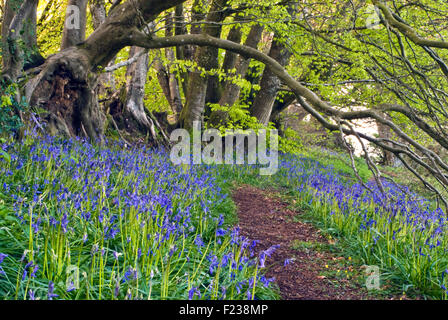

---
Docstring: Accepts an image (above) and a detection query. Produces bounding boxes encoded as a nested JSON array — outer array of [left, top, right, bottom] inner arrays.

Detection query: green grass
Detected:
[[218, 149, 442, 300], [0, 133, 279, 300], [2, 131, 446, 300], [303, 147, 372, 183]]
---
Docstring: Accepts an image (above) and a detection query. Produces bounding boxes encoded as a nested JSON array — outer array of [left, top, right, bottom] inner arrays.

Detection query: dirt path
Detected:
[[232, 185, 371, 300]]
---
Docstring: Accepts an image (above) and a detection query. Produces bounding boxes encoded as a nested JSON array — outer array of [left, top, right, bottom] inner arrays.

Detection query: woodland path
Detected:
[[232, 185, 372, 300]]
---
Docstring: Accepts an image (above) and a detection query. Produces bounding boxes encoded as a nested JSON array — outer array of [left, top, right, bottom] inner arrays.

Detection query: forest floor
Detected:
[[232, 185, 396, 300]]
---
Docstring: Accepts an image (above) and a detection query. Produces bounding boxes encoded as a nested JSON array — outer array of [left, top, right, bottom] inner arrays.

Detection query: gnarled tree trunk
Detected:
[[123, 46, 153, 132], [21, 0, 185, 142], [25, 48, 105, 140]]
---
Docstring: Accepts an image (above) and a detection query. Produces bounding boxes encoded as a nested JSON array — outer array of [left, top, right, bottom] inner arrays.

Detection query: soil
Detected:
[[232, 185, 373, 300]]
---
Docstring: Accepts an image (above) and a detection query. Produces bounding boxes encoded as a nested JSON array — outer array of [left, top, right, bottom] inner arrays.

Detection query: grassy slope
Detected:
[[221, 148, 443, 299], [0, 134, 279, 300], [1, 132, 446, 300]]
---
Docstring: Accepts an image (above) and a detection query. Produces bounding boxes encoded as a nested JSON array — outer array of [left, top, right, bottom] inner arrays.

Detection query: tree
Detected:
[[61, 0, 88, 50], [3, 0, 448, 207], [179, 0, 230, 129], [1, 0, 41, 81]]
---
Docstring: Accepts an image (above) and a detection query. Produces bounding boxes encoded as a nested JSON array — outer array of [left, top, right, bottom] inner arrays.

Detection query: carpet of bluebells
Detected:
[[2, 131, 448, 300], [0, 131, 278, 300], [272, 155, 448, 299]]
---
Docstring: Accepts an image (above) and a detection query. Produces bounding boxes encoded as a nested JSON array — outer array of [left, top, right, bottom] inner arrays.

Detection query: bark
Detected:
[[221, 25, 243, 74], [61, 0, 88, 50], [165, 12, 183, 113], [1, 0, 40, 81], [203, 3, 237, 107], [174, 3, 189, 94], [23, 0, 186, 142], [270, 91, 296, 123], [89, 0, 106, 31], [206, 16, 246, 109], [90, 0, 115, 95], [218, 24, 264, 107], [152, 13, 183, 115], [376, 116, 396, 166], [1, 0, 17, 72], [154, 57, 172, 108], [117, 46, 157, 136], [25, 48, 104, 140], [179, 0, 229, 129], [250, 36, 292, 125], [168, 68, 183, 114], [21, 0, 40, 68]]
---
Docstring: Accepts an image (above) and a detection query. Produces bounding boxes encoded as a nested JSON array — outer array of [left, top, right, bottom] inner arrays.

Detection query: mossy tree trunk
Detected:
[[10, 0, 185, 142]]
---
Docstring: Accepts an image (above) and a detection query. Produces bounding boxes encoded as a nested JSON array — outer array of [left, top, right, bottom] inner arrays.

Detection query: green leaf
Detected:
[[0, 149, 11, 163], [1, 96, 12, 107]]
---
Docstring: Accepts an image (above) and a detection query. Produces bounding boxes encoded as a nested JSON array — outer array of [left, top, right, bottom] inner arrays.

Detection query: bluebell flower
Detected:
[[47, 281, 58, 300], [216, 228, 226, 237], [67, 282, 77, 292], [29, 290, 36, 300], [188, 287, 201, 300]]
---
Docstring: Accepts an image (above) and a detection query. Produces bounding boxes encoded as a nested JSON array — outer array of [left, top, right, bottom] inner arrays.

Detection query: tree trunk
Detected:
[[89, 0, 106, 31], [377, 117, 396, 166], [61, 0, 88, 50], [165, 11, 183, 114], [1, 0, 41, 81], [205, 16, 247, 110], [25, 48, 104, 140], [221, 24, 243, 75], [179, 0, 229, 129], [122, 47, 155, 133], [21, 0, 43, 69], [90, 0, 116, 96], [174, 3, 189, 94], [250, 36, 292, 125], [219, 24, 264, 107], [270, 91, 296, 123], [270, 91, 296, 135], [1, 0, 18, 72], [22, 0, 185, 142], [154, 57, 173, 108]]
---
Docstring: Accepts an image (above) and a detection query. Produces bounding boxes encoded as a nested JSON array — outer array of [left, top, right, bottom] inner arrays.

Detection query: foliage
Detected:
[[36, 0, 66, 56], [0, 131, 279, 300], [207, 102, 261, 132], [278, 127, 304, 155], [221, 150, 448, 299], [0, 81, 28, 135], [303, 148, 372, 184]]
